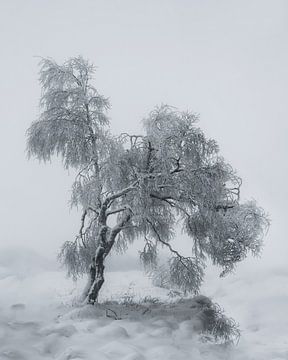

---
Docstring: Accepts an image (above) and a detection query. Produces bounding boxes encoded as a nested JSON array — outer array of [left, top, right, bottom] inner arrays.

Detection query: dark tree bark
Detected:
[[87, 244, 106, 304], [83, 210, 132, 304]]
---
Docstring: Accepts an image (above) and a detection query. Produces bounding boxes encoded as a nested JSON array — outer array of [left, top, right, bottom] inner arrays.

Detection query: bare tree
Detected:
[[26, 57, 269, 304]]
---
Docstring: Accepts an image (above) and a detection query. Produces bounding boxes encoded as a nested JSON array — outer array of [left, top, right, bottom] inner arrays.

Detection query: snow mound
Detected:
[[0, 262, 288, 359], [62, 295, 239, 344]]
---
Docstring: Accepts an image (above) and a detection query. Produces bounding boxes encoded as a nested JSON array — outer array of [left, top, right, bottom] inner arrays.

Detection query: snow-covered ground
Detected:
[[0, 249, 287, 360]]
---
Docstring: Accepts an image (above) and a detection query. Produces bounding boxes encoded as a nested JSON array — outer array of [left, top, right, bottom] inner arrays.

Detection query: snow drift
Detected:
[[0, 248, 287, 360]]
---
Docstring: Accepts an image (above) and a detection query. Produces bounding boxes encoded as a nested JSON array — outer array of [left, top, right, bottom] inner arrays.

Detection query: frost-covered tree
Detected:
[[27, 57, 269, 304]]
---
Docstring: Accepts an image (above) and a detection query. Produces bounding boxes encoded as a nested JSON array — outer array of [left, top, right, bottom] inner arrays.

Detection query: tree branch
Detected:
[[106, 209, 133, 254], [149, 193, 192, 217], [106, 205, 131, 217], [145, 140, 155, 172], [99, 181, 138, 223], [146, 218, 192, 272], [78, 209, 88, 247], [77, 208, 99, 248]]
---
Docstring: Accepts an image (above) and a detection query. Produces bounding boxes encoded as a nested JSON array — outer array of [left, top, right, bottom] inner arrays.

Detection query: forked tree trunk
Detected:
[[83, 211, 131, 304]]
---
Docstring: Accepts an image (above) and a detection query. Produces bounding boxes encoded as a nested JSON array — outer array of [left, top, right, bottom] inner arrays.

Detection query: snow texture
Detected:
[[0, 249, 287, 360]]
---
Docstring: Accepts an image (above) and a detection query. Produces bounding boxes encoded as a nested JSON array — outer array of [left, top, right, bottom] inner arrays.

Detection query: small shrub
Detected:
[[194, 296, 240, 344], [141, 296, 161, 304]]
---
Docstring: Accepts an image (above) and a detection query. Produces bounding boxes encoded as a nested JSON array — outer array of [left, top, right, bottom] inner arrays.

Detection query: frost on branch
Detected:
[[139, 239, 158, 270], [186, 200, 268, 276], [27, 57, 109, 169], [169, 257, 204, 293], [151, 257, 204, 294], [27, 57, 269, 302]]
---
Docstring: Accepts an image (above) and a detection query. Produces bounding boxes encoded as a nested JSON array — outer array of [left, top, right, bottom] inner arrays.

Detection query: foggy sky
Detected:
[[0, 0, 287, 267]]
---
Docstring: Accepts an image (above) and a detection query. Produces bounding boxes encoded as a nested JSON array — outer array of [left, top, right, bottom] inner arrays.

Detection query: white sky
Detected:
[[0, 0, 287, 266]]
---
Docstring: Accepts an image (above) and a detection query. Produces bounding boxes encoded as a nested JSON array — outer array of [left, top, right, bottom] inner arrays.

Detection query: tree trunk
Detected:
[[86, 244, 106, 304], [83, 212, 131, 304]]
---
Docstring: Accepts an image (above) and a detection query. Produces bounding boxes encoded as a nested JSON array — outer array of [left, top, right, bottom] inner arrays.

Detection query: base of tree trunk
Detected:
[[87, 276, 105, 304], [84, 246, 106, 304]]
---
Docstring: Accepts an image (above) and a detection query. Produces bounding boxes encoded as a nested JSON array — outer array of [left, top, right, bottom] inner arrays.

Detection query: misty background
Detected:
[[0, 0, 287, 272]]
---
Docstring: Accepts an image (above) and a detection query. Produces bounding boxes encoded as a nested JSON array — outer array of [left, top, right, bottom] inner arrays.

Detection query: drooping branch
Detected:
[[145, 217, 204, 293], [146, 218, 192, 270], [140, 237, 158, 269]]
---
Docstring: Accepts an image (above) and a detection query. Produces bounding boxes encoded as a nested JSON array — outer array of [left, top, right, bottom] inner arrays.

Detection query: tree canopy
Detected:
[[27, 56, 269, 299]]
